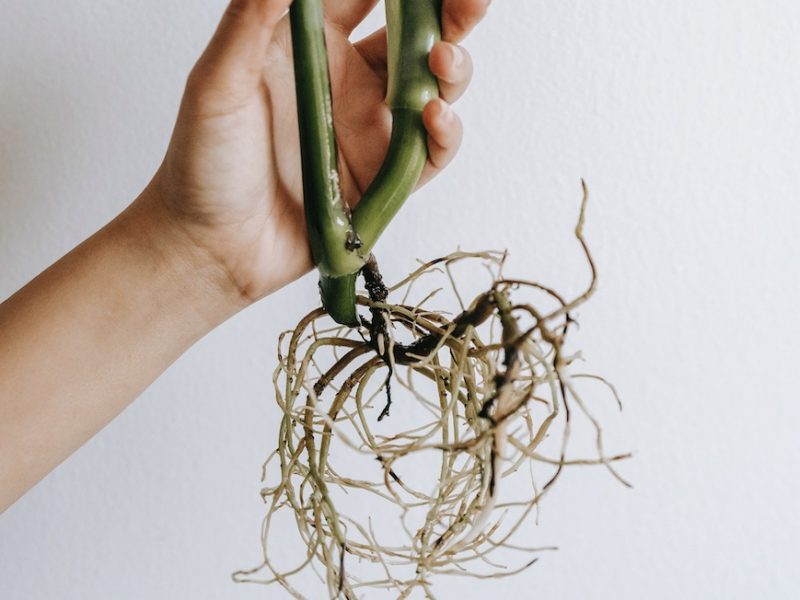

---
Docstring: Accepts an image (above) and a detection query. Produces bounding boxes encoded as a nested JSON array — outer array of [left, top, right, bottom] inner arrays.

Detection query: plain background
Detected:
[[2, 1, 799, 598]]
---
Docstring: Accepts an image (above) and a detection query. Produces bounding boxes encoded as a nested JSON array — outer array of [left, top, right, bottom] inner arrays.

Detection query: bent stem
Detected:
[[291, 0, 441, 325], [351, 0, 442, 252]]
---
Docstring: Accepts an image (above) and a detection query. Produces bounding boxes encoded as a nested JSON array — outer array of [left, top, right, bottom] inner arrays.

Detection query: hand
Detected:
[[145, 0, 490, 309]]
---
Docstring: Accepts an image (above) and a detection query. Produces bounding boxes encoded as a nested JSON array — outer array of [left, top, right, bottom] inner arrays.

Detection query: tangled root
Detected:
[[234, 185, 630, 598]]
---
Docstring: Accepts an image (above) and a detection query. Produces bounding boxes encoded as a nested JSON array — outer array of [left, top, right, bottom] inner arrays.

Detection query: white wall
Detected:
[[2, 1, 798, 598]]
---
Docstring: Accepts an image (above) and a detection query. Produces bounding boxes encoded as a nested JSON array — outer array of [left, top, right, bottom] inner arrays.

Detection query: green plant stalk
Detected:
[[289, 0, 363, 307], [351, 0, 442, 249], [291, 0, 441, 326]]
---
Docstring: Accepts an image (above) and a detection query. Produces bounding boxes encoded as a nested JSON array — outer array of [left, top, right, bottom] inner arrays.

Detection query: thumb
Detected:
[[193, 0, 292, 91]]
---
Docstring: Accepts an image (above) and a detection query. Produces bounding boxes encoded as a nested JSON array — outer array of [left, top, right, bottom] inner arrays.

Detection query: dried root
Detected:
[[234, 185, 630, 598]]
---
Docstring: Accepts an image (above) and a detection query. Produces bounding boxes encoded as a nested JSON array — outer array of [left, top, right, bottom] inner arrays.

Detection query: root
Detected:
[[234, 185, 630, 598]]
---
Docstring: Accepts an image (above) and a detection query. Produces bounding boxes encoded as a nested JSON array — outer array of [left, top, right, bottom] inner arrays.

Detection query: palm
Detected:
[[259, 20, 400, 291], [158, 1, 483, 301]]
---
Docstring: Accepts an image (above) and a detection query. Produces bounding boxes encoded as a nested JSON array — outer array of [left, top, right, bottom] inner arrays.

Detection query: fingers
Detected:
[[355, 0, 490, 62], [354, 0, 487, 101], [189, 0, 291, 96], [418, 99, 464, 187], [442, 0, 491, 43], [429, 42, 473, 104], [332, 0, 491, 39]]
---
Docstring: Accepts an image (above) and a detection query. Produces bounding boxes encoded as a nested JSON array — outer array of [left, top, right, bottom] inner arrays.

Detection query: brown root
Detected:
[[234, 186, 629, 598]]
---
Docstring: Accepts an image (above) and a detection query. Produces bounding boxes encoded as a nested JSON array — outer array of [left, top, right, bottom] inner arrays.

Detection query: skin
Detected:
[[0, 0, 490, 514]]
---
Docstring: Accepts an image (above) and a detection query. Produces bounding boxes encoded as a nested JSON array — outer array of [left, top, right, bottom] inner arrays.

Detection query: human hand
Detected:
[[143, 0, 490, 312], [0, 0, 490, 513]]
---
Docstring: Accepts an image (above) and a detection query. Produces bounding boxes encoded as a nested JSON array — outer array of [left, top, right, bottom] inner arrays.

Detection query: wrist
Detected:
[[121, 184, 251, 329]]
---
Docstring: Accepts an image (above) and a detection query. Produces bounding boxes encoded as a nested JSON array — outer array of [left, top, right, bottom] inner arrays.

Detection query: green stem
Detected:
[[291, 0, 441, 326], [289, 0, 362, 278], [350, 109, 429, 252], [351, 0, 442, 252]]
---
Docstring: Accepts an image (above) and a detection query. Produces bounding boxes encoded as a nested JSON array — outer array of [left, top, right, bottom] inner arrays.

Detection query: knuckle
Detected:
[[185, 61, 222, 96], [185, 63, 208, 94], [225, 0, 285, 24], [183, 65, 249, 117], [224, 0, 255, 20]]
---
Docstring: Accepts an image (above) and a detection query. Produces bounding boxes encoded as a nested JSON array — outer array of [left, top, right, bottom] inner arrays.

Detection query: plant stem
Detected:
[[291, 0, 441, 326], [352, 0, 442, 253], [290, 0, 363, 324]]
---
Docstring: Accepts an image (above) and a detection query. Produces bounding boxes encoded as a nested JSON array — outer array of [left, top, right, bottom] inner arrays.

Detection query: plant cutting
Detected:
[[234, 1, 629, 597], [290, 0, 441, 327]]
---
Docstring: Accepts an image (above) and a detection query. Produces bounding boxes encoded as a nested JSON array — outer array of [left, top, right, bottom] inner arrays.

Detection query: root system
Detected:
[[234, 185, 630, 598]]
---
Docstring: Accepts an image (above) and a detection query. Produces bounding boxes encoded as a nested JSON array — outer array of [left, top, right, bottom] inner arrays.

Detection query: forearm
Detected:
[[0, 185, 246, 512]]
